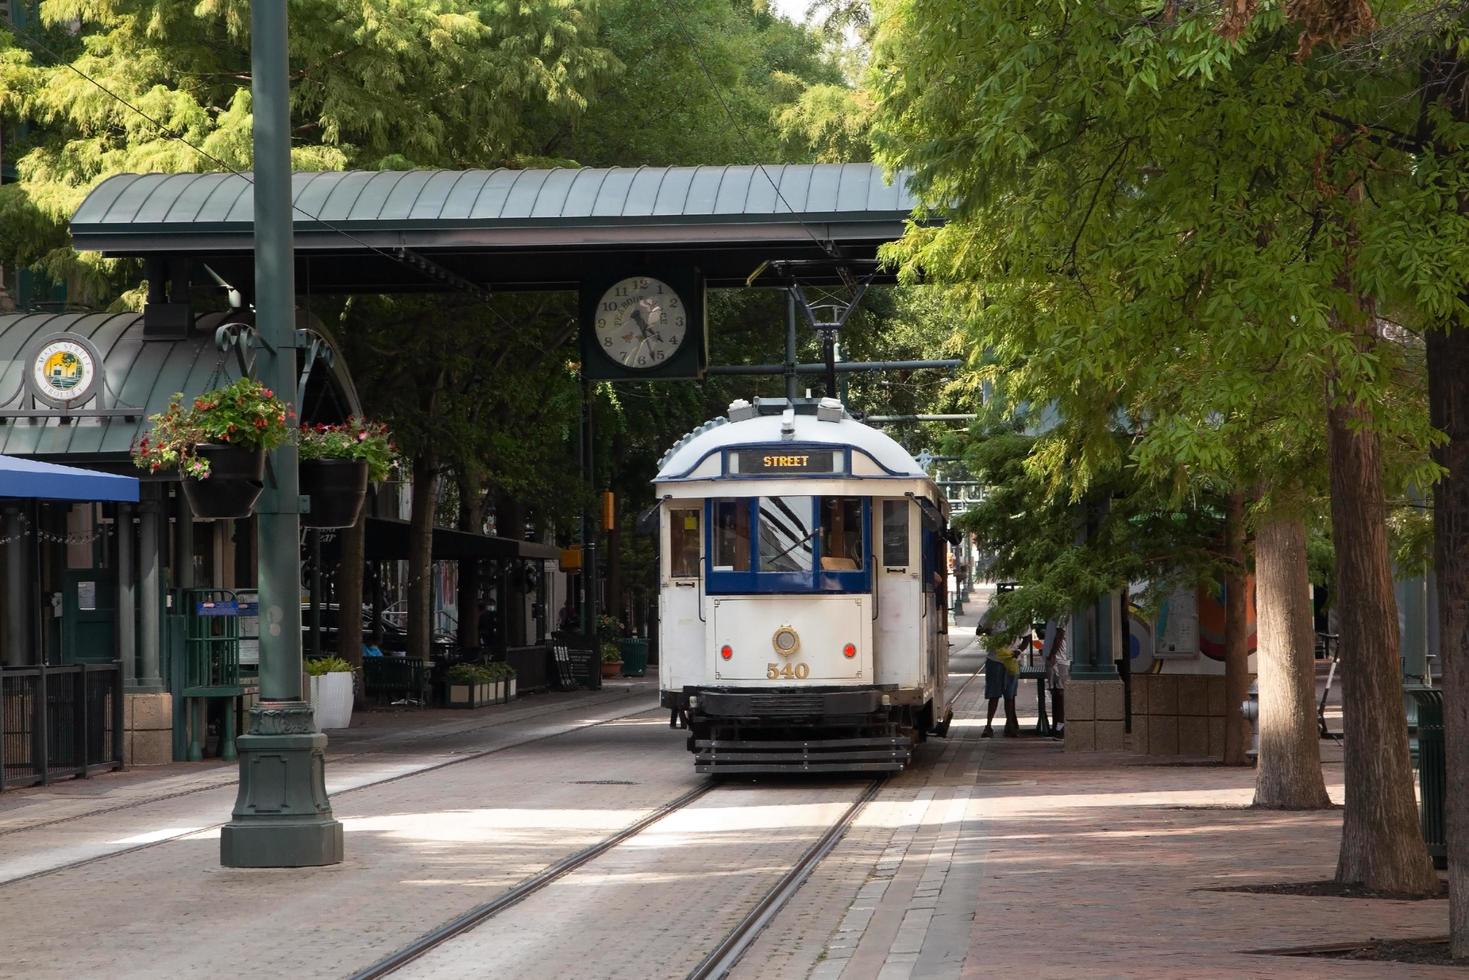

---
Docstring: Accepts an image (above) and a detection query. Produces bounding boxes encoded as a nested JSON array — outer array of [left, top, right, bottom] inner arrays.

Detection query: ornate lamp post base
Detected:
[[219, 702, 343, 868]]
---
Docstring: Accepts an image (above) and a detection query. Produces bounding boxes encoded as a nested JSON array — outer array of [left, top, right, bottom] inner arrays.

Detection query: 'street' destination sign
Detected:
[[732, 449, 838, 475]]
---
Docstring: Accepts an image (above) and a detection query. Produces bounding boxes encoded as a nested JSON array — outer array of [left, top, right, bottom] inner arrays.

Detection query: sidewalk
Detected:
[[0, 674, 658, 836]]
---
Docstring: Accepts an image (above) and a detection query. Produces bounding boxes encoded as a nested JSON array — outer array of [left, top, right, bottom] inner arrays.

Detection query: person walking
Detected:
[[1045, 623, 1070, 739], [982, 628, 1023, 738]]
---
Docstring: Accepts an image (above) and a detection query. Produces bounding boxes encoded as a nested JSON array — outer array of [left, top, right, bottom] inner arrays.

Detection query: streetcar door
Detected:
[[659, 502, 704, 693], [875, 499, 918, 689]]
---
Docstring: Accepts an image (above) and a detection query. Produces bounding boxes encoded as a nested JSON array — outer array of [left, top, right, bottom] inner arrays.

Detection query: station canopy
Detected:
[[70, 164, 922, 291]]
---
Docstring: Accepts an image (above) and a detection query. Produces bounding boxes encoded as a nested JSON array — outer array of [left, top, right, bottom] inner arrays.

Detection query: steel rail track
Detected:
[[686, 777, 885, 980], [348, 782, 719, 980], [0, 693, 658, 888]]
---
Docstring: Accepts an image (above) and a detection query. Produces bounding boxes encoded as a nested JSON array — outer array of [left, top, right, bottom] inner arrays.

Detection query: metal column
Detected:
[[221, 0, 342, 868], [3, 505, 24, 666], [136, 491, 163, 690], [116, 503, 136, 687]]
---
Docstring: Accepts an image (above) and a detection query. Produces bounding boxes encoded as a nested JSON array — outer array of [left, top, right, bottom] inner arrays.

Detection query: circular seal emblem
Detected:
[[27, 334, 102, 409]]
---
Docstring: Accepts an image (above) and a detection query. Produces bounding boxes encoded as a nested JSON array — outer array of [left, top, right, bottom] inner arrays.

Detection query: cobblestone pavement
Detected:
[[2, 601, 1459, 980], [0, 680, 654, 883], [731, 615, 1455, 980]]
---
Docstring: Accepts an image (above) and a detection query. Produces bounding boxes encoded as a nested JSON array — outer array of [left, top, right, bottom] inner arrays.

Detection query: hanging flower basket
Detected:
[[299, 459, 369, 529], [132, 378, 292, 522], [182, 444, 266, 519], [296, 418, 396, 530]]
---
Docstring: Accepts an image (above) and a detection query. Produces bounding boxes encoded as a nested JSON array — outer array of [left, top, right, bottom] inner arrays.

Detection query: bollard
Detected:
[[1240, 681, 1259, 764]]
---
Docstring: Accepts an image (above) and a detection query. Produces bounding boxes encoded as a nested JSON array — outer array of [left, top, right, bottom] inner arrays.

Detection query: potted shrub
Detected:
[[447, 663, 493, 708], [132, 378, 292, 519], [306, 656, 355, 730], [600, 643, 623, 679], [297, 418, 396, 529], [500, 662, 518, 701]]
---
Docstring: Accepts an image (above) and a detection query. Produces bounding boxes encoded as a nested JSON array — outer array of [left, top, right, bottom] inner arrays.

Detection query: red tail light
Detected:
[[720, 645, 733, 660], [843, 643, 857, 658]]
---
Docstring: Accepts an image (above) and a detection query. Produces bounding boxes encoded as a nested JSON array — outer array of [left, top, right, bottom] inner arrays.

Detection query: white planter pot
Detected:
[[506, 678, 516, 700], [492, 680, 504, 702], [315, 671, 354, 730]]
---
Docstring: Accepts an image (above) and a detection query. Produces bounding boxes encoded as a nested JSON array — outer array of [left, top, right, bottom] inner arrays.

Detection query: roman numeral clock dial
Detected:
[[594, 276, 687, 370]]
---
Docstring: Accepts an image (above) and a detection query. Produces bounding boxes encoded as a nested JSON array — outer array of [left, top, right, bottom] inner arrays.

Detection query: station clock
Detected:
[[579, 267, 707, 381]]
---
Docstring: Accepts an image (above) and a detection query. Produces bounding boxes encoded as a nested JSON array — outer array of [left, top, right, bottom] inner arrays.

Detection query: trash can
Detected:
[[1408, 687, 1447, 871], [617, 638, 649, 677]]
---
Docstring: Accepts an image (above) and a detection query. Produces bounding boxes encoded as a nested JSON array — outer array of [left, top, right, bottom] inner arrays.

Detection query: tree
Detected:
[[870, 0, 1437, 892]]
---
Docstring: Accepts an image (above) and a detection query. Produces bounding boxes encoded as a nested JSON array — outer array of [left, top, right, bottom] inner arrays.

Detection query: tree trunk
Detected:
[[338, 506, 367, 707], [457, 472, 484, 651], [408, 454, 438, 664], [1429, 324, 1469, 954], [1327, 323, 1438, 893], [498, 492, 526, 649], [1223, 491, 1251, 766], [1253, 515, 1332, 809]]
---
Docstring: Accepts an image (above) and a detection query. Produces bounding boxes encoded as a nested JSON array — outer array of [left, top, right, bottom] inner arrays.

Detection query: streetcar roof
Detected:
[[654, 398, 928, 483]]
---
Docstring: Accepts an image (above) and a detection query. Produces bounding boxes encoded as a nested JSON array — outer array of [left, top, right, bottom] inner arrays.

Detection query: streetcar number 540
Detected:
[[767, 662, 810, 680]]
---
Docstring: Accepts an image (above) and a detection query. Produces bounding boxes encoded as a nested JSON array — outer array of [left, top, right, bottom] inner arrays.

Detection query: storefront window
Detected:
[[757, 496, 814, 572], [820, 497, 864, 570], [712, 498, 750, 571], [669, 508, 701, 578]]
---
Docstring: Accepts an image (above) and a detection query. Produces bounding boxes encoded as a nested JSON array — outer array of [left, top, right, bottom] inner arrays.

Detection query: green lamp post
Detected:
[[219, 0, 343, 868]]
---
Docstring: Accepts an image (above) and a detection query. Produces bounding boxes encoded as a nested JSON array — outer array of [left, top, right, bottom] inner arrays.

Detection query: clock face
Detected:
[[594, 276, 687, 370]]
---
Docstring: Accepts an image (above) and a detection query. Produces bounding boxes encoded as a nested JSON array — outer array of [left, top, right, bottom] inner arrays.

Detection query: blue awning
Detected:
[[0, 455, 139, 502]]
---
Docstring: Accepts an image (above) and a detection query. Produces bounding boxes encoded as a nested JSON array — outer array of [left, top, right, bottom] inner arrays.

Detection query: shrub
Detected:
[[297, 418, 397, 481], [601, 642, 622, 664], [132, 378, 292, 478], [305, 656, 353, 675]]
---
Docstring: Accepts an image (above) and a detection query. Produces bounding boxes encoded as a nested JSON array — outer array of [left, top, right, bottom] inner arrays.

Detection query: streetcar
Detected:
[[654, 396, 953, 774]]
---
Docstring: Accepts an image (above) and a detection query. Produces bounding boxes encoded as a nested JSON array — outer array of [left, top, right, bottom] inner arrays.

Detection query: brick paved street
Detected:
[[0, 631, 1458, 979]]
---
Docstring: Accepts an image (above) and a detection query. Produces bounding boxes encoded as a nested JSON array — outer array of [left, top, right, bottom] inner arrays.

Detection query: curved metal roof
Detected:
[[74, 165, 917, 234], [654, 407, 928, 483], [0, 312, 361, 463], [70, 165, 922, 290]]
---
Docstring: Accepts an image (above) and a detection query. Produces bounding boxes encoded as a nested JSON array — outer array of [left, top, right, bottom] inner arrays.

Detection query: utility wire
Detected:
[[6, 22, 515, 327], [670, 14, 847, 271]]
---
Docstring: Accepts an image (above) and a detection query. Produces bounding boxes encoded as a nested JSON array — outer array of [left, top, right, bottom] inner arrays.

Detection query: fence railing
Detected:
[[1, 662, 124, 791]]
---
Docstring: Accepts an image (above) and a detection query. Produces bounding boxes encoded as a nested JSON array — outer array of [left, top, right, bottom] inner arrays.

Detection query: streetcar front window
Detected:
[[882, 500, 909, 567], [820, 496, 864, 570], [712, 498, 750, 571], [757, 496, 815, 572], [669, 508, 701, 578]]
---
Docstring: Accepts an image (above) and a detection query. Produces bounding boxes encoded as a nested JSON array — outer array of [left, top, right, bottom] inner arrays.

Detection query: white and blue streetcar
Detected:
[[655, 397, 953, 774]]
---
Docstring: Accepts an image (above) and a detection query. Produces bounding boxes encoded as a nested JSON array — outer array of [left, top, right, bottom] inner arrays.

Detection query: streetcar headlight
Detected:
[[771, 626, 800, 658]]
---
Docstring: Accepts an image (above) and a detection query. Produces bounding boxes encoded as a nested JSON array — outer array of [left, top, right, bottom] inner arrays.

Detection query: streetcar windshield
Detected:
[[758, 496, 815, 572], [712, 498, 751, 571], [820, 497, 864, 570]]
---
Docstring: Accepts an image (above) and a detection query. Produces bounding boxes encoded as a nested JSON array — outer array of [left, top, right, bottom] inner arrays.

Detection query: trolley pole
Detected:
[[220, 0, 343, 868]]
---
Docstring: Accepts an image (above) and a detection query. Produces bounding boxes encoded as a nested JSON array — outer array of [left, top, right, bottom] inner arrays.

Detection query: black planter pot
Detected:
[[180, 444, 265, 520], [299, 458, 369, 529]]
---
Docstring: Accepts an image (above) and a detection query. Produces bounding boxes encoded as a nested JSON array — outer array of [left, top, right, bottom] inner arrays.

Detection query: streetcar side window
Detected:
[[712, 498, 750, 571], [757, 496, 815, 572], [882, 500, 909, 567], [820, 496, 864, 570], [669, 508, 701, 578]]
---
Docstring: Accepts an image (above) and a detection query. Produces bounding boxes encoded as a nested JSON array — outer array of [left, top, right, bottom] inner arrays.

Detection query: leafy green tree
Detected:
[[870, 0, 1438, 892]]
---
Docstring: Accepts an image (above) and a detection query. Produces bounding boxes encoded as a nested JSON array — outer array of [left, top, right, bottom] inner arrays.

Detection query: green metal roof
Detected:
[[0, 312, 360, 463], [70, 165, 921, 290]]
